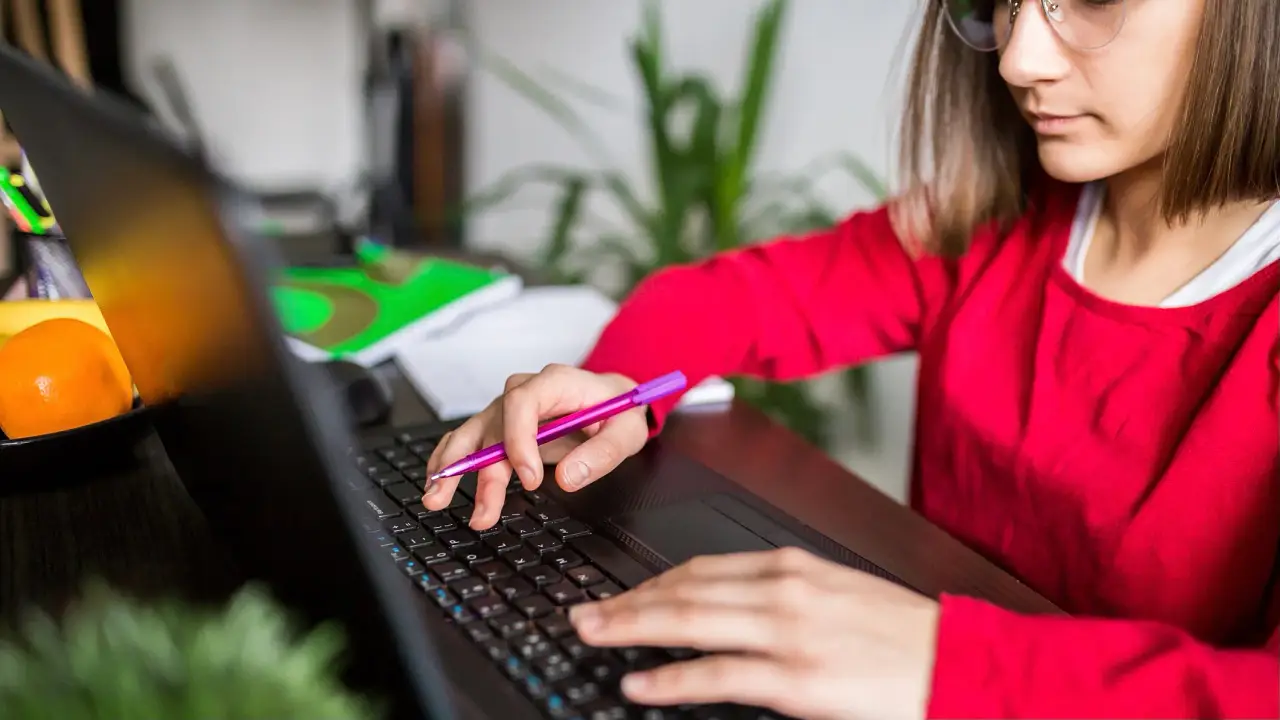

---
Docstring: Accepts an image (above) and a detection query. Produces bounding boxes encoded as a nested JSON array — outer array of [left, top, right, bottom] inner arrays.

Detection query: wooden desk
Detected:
[[0, 363, 1056, 624]]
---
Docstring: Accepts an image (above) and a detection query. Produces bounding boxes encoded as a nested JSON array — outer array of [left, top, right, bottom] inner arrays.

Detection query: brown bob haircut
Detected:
[[895, 0, 1280, 256]]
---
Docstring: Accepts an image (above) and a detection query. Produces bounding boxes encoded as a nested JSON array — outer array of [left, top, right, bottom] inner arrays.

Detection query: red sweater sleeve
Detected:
[[581, 205, 950, 428], [929, 594, 1280, 719]]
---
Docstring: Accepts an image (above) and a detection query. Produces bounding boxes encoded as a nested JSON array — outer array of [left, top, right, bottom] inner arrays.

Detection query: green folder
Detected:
[[272, 240, 521, 367]]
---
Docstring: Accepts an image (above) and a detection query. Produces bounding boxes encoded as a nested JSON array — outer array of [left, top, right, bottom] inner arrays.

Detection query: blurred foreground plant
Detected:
[[0, 582, 378, 720]]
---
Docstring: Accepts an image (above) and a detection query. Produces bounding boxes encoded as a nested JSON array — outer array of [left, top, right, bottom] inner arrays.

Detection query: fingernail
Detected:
[[519, 465, 538, 488], [620, 673, 649, 697], [565, 461, 590, 489], [472, 501, 486, 525], [569, 605, 600, 633], [422, 482, 438, 497]]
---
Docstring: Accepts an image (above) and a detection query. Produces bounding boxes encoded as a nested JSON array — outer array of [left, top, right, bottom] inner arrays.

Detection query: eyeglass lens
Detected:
[[943, 0, 1127, 52]]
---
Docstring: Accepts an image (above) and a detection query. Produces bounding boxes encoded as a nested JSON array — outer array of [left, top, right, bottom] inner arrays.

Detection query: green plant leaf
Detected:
[[715, 0, 787, 251], [541, 176, 588, 270]]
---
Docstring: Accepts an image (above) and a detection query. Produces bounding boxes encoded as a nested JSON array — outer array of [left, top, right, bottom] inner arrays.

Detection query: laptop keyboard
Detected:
[[350, 428, 774, 720]]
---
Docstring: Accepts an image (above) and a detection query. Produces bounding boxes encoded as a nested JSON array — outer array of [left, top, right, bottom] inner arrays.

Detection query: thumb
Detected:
[[554, 410, 648, 491]]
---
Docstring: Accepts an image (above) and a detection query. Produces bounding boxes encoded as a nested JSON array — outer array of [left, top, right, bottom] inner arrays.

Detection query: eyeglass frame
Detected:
[[942, 0, 1129, 53]]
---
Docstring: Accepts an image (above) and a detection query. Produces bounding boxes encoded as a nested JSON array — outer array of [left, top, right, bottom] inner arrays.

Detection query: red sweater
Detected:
[[581, 180, 1280, 718]]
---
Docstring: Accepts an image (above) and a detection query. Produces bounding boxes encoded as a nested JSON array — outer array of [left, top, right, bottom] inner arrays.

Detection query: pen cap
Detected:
[[632, 371, 687, 405]]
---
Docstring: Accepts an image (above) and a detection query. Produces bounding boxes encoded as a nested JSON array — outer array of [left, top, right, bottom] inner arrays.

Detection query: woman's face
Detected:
[[997, 0, 1205, 184]]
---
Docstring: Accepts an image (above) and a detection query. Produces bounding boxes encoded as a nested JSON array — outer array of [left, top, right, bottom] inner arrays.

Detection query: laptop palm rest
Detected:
[[608, 493, 824, 568]]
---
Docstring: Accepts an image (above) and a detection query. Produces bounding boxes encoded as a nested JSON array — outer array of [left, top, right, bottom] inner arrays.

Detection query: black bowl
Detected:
[[0, 397, 155, 494]]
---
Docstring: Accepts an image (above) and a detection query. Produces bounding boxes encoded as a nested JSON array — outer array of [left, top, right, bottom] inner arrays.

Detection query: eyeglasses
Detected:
[[943, 0, 1128, 52]]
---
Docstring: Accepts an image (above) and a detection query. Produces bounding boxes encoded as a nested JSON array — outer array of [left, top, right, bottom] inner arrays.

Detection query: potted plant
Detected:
[[463, 0, 885, 449], [0, 583, 379, 719]]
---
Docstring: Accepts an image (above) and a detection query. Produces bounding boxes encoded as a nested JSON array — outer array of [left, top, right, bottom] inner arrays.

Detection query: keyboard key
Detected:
[[416, 573, 442, 592], [358, 492, 403, 520], [579, 657, 622, 684], [457, 473, 480, 499], [528, 503, 570, 525], [506, 517, 541, 537], [371, 532, 396, 548], [407, 441, 435, 459], [551, 520, 592, 541], [542, 692, 577, 720], [402, 466, 429, 482], [475, 560, 513, 581], [526, 532, 563, 554], [382, 518, 420, 536], [400, 560, 425, 578], [489, 613, 532, 639], [522, 565, 562, 587], [542, 548, 583, 572], [421, 514, 457, 534], [466, 623, 495, 643], [493, 576, 535, 601], [370, 469, 402, 488], [413, 546, 452, 565], [581, 697, 627, 719], [545, 581, 584, 606], [538, 614, 575, 640], [499, 496, 533, 522], [559, 636, 596, 661], [513, 632, 555, 661], [403, 503, 434, 521], [438, 529, 479, 550], [484, 531, 523, 553], [400, 532, 434, 549], [521, 672, 550, 700], [384, 481, 424, 506], [567, 565, 606, 587], [447, 577, 489, 600], [524, 490, 551, 505], [451, 505, 476, 526], [558, 678, 600, 706], [388, 545, 410, 562], [427, 587, 457, 608], [588, 582, 622, 601], [433, 561, 470, 582], [376, 446, 408, 463], [467, 594, 509, 619], [514, 595, 556, 619], [445, 602, 475, 623], [534, 654, 575, 684], [454, 545, 497, 566], [505, 547, 539, 570]]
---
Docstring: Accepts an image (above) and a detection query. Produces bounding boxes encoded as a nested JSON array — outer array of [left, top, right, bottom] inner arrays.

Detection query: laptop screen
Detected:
[[0, 45, 455, 720]]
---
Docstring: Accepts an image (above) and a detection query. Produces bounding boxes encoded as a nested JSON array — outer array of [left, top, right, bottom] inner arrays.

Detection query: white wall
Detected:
[[465, 0, 921, 500], [120, 0, 923, 501], [121, 0, 368, 193]]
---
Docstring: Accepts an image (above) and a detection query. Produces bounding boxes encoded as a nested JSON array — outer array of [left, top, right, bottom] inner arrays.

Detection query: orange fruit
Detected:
[[0, 317, 134, 439]]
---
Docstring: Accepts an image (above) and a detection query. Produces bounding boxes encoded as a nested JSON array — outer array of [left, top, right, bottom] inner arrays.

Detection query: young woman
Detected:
[[426, 0, 1280, 717]]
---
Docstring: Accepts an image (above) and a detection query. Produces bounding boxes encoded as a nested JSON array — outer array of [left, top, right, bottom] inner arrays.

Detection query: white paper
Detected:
[[395, 285, 734, 419]]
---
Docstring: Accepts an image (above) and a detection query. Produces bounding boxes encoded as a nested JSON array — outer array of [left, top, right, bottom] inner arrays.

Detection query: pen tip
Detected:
[[428, 472, 443, 482]]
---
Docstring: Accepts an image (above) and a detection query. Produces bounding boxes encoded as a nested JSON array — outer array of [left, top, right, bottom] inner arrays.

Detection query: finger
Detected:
[[554, 410, 648, 491], [503, 372, 534, 394], [470, 464, 511, 530], [641, 549, 796, 589], [619, 655, 793, 713], [422, 428, 474, 510], [569, 599, 777, 654], [501, 366, 593, 489]]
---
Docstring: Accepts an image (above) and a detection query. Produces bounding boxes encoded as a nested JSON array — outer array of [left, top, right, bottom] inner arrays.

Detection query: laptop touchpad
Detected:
[[608, 495, 776, 567]]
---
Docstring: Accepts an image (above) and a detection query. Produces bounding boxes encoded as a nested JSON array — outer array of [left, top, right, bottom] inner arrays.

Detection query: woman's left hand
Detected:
[[568, 547, 941, 720]]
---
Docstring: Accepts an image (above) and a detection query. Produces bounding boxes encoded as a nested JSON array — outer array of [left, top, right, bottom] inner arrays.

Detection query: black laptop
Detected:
[[0, 45, 914, 719]]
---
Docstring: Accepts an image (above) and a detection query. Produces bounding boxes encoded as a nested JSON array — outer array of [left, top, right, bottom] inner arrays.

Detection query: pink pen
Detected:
[[428, 370, 687, 482]]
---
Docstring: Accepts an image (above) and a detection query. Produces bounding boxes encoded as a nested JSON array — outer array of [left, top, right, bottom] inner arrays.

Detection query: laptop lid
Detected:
[[0, 45, 454, 719]]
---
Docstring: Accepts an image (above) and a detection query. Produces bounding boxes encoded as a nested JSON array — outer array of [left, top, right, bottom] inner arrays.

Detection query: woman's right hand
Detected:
[[423, 364, 651, 531]]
